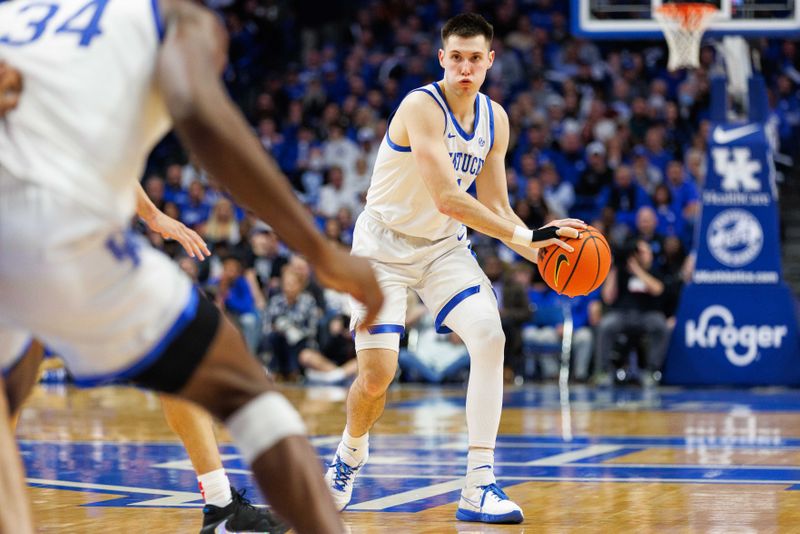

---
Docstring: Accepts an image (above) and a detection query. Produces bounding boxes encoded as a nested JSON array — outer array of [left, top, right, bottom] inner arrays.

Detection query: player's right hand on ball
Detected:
[[314, 243, 384, 328], [531, 218, 586, 253]]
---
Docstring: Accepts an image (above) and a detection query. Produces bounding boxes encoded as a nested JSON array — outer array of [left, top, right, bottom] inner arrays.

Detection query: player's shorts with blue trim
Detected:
[[348, 212, 495, 352], [0, 173, 195, 386]]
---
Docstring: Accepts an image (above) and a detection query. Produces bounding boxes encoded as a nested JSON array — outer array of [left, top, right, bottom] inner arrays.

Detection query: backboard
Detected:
[[572, 0, 800, 39]]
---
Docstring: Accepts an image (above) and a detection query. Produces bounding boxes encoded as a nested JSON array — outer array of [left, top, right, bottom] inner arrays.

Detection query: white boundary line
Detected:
[[348, 479, 464, 511], [26, 478, 201, 506], [525, 445, 623, 465]]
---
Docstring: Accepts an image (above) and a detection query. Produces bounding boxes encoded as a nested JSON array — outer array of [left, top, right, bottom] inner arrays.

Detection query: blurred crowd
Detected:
[[134, 0, 798, 386]]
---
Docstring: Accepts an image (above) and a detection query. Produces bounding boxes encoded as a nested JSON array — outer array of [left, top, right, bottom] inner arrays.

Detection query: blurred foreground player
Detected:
[[0, 1, 383, 533], [2, 189, 283, 532], [1, 71, 280, 528], [0, 59, 34, 534]]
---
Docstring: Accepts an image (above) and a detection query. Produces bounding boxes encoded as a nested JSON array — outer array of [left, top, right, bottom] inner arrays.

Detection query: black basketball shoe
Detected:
[[199, 486, 288, 533]]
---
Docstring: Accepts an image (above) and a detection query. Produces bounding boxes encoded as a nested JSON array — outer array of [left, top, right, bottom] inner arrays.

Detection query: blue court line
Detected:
[[19, 436, 800, 513], [387, 387, 800, 412]]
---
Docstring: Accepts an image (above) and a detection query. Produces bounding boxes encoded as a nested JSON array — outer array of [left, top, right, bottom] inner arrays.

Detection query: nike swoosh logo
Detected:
[[461, 495, 481, 507], [447, 133, 456, 138], [555, 254, 569, 288], [473, 464, 493, 471], [712, 124, 760, 144]]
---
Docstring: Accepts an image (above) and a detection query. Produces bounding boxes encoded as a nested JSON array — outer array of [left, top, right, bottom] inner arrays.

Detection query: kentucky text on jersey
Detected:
[[449, 152, 485, 178]]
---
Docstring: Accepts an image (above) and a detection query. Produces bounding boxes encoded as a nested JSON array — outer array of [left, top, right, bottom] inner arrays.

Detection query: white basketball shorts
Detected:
[[0, 171, 195, 386], [349, 212, 494, 352]]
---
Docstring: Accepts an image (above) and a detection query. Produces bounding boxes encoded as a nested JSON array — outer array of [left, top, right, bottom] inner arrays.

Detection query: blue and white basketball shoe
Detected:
[[456, 483, 524, 524], [324, 450, 368, 511]]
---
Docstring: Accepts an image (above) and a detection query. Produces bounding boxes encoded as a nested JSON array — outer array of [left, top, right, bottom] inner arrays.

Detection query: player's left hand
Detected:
[[145, 211, 211, 260], [0, 61, 23, 116], [543, 218, 586, 236], [532, 218, 586, 252]]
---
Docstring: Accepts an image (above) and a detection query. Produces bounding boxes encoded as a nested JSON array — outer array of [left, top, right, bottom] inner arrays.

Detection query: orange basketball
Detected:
[[536, 225, 612, 297]]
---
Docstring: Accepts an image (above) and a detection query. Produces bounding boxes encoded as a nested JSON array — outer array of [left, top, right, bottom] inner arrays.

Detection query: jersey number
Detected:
[[0, 0, 109, 47]]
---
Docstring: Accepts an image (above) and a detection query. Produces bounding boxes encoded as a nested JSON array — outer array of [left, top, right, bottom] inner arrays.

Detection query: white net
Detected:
[[655, 3, 719, 71]]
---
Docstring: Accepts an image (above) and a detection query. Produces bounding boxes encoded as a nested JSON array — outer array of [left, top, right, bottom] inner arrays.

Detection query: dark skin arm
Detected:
[[156, 0, 382, 328], [0, 61, 22, 116]]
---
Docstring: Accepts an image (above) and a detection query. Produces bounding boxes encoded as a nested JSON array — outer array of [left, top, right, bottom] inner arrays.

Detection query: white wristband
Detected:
[[510, 225, 534, 246]]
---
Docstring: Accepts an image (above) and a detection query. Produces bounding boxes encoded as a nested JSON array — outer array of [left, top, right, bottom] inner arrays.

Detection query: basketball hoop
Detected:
[[655, 2, 719, 71]]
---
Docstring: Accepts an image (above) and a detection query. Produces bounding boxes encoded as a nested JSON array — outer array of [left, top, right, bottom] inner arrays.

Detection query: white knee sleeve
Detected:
[[226, 392, 307, 465]]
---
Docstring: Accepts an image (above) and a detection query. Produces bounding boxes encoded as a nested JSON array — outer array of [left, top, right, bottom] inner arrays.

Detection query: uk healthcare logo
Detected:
[[706, 209, 763, 268], [686, 305, 788, 367]]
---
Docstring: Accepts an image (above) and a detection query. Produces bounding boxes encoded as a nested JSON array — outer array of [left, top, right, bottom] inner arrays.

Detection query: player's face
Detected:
[[439, 35, 494, 96]]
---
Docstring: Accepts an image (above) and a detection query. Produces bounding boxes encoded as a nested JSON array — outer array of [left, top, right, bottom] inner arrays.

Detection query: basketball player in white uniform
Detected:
[[0, 1, 384, 532], [0, 177, 285, 532], [324, 13, 584, 524], [0, 61, 34, 533]]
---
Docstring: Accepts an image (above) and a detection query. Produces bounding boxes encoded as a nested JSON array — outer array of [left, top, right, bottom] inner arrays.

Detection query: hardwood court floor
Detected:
[[15, 382, 800, 533]]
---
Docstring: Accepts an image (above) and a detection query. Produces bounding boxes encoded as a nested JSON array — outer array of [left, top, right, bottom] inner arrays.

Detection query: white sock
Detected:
[[198, 468, 232, 508], [465, 448, 496, 491], [337, 426, 368, 467]]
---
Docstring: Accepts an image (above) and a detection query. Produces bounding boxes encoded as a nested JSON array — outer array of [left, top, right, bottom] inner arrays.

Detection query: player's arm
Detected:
[[155, 0, 382, 326], [475, 102, 585, 263], [0, 61, 22, 117], [135, 183, 211, 260], [401, 93, 578, 252]]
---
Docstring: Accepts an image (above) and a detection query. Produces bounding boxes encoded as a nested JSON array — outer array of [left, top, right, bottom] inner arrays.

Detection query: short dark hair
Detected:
[[441, 13, 493, 47]]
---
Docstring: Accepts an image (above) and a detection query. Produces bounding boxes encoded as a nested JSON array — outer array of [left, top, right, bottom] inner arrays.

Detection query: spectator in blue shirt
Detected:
[[179, 180, 212, 229], [643, 126, 672, 179], [653, 184, 685, 241], [774, 74, 800, 152], [597, 165, 652, 232], [163, 163, 188, 206], [665, 159, 700, 247], [208, 254, 261, 354], [574, 141, 612, 222]]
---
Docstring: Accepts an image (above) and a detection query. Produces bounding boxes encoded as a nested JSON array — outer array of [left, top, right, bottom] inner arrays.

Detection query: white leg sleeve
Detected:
[[440, 286, 505, 449]]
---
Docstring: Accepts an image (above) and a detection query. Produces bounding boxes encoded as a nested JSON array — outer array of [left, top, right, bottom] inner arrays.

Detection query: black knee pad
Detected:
[[130, 293, 221, 393]]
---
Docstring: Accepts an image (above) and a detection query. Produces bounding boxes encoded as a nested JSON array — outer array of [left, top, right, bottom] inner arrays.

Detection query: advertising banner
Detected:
[[663, 122, 800, 385]]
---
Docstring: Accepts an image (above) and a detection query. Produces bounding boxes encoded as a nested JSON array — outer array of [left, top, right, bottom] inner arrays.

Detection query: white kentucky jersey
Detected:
[[0, 0, 171, 223], [364, 82, 495, 240]]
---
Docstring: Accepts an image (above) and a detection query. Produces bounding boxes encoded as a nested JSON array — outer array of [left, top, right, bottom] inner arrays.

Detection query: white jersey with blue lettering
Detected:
[[0, 0, 196, 386], [363, 82, 495, 241], [0, 0, 170, 224]]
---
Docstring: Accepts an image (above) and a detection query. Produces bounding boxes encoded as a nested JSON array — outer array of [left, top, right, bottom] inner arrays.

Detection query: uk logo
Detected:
[[711, 147, 761, 192], [478, 137, 485, 147]]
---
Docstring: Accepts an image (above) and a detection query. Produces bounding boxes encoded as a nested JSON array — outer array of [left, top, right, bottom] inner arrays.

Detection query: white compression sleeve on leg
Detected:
[[226, 392, 307, 465], [439, 285, 505, 449]]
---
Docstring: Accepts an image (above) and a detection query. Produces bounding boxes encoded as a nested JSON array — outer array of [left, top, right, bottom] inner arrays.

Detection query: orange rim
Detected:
[[656, 3, 718, 30]]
